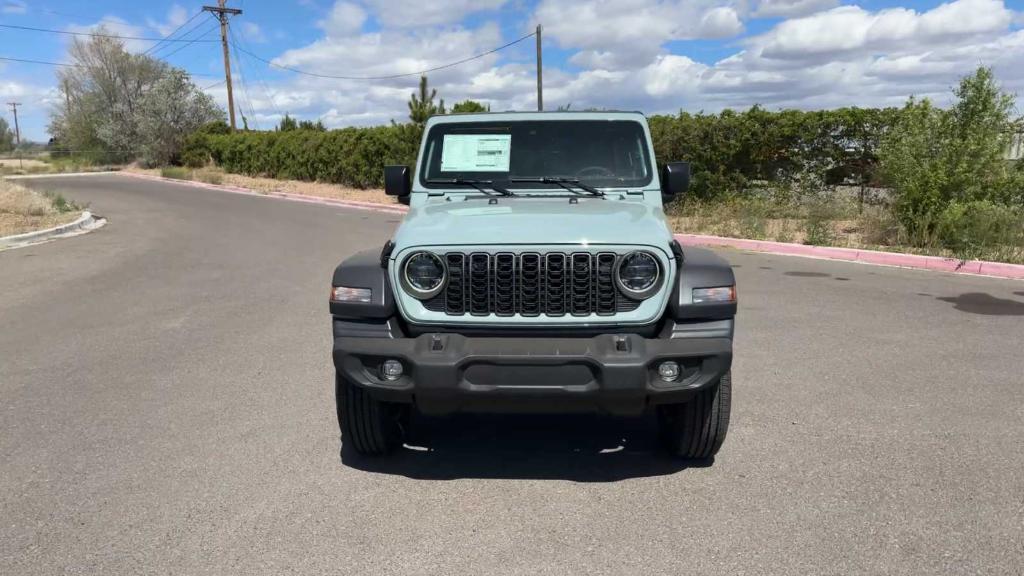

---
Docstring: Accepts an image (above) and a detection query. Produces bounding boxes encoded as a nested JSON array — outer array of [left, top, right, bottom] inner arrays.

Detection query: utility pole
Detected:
[[203, 1, 242, 130], [7, 102, 21, 144], [535, 24, 543, 111]]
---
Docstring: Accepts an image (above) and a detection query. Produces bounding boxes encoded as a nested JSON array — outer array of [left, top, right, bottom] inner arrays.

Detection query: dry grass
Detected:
[[0, 179, 82, 237], [0, 158, 50, 169], [126, 166, 396, 206]]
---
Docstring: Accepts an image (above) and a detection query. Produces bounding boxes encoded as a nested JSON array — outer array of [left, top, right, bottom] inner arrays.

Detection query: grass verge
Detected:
[[0, 179, 85, 237]]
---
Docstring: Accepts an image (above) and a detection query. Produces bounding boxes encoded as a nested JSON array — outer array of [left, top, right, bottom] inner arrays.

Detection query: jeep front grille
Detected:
[[425, 251, 641, 317]]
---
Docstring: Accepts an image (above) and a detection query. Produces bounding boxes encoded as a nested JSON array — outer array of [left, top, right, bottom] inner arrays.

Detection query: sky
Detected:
[[1, 0, 1023, 141]]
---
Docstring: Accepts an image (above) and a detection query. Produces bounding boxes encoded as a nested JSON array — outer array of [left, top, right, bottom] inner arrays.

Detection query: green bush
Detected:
[[204, 123, 421, 188], [880, 67, 1023, 248], [936, 200, 1023, 260]]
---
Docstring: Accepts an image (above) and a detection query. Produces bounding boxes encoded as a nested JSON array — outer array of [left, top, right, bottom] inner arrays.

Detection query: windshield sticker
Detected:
[[440, 134, 512, 172]]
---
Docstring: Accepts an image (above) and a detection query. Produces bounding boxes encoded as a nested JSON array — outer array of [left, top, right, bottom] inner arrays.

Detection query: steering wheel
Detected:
[[575, 166, 615, 179]]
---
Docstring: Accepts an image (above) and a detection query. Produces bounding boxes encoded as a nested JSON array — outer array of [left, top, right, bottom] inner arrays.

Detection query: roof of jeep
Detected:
[[425, 110, 647, 126]]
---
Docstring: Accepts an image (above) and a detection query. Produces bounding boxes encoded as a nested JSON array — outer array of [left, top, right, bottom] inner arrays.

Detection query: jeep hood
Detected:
[[391, 196, 673, 250]]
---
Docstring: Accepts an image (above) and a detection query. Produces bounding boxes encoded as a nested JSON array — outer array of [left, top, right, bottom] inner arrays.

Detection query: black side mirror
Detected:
[[661, 162, 690, 203], [384, 165, 411, 202]]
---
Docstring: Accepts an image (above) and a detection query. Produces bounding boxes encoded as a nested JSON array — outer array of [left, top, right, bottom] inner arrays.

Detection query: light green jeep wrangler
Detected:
[[330, 111, 737, 459]]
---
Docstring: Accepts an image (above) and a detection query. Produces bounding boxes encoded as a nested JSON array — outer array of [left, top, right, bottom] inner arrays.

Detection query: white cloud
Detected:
[[537, 0, 749, 70], [360, 0, 507, 28], [66, 17, 151, 53], [241, 22, 267, 43], [756, 0, 1014, 61], [752, 0, 839, 18], [318, 1, 367, 36], [147, 4, 189, 38]]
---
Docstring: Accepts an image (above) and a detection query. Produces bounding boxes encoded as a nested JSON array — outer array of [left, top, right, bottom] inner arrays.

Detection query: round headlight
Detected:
[[401, 251, 446, 299], [615, 251, 661, 299]]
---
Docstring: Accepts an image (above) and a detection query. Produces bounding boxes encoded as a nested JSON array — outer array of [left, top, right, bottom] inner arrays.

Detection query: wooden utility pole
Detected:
[[535, 24, 543, 111], [203, 1, 242, 130], [7, 102, 21, 144]]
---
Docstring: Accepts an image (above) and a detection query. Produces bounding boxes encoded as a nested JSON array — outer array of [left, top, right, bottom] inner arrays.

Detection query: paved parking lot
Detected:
[[2, 174, 1022, 574]]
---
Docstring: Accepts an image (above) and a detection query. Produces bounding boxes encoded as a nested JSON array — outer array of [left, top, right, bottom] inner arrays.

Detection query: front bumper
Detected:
[[332, 320, 732, 416]]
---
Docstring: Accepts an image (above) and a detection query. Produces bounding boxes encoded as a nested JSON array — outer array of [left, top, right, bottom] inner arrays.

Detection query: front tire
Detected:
[[657, 370, 732, 459], [335, 371, 406, 456]]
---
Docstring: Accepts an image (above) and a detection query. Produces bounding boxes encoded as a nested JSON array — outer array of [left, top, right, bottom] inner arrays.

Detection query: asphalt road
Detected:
[[2, 174, 1023, 575]]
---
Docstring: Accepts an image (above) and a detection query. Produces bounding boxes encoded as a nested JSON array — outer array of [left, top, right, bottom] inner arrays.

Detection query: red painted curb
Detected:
[[117, 172, 1023, 281], [675, 233, 1024, 279]]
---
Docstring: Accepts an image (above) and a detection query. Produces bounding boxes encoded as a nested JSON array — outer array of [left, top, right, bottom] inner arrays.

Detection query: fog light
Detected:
[[380, 359, 404, 381], [658, 361, 680, 382]]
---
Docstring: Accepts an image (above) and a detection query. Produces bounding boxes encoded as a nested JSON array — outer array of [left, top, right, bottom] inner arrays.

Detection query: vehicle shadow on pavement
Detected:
[[341, 413, 709, 482], [936, 292, 1024, 316]]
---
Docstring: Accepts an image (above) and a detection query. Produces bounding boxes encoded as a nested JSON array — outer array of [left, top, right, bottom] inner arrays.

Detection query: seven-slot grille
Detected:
[[424, 251, 642, 317]]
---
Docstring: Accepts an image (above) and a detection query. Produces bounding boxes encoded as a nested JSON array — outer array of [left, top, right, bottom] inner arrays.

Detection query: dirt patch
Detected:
[[0, 158, 50, 169], [126, 166, 397, 206], [0, 179, 82, 237]]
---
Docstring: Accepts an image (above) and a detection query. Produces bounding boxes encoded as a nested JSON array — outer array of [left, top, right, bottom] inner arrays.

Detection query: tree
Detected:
[[880, 67, 1024, 249], [298, 119, 326, 131], [278, 114, 298, 131], [0, 118, 13, 153], [48, 30, 224, 164], [136, 69, 223, 166], [408, 75, 445, 125], [450, 100, 489, 114]]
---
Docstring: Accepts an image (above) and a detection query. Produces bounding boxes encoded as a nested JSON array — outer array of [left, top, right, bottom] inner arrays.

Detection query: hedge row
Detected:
[[183, 122, 421, 188], [184, 106, 902, 195]]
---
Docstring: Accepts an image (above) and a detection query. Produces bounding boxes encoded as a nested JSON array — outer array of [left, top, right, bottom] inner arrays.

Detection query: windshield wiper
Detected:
[[427, 178, 513, 196], [509, 177, 604, 197]]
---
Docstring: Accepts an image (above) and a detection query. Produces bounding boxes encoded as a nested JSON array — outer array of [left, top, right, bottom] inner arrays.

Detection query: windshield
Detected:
[[419, 120, 653, 190]]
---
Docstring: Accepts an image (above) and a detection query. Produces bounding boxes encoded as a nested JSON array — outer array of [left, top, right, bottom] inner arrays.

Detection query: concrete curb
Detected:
[[114, 171, 1024, 281], [0, 211, 104, 249], [674, 234, 1024, 280], [120, 171, 410, 215]]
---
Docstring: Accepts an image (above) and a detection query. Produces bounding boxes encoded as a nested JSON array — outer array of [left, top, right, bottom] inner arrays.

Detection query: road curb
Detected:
[[115, 172, 1024, 281], [0, 211, 104, 249], [119, 171, 410, 215]]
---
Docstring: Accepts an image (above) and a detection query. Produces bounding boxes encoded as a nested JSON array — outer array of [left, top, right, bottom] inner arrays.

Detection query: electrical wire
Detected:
[[0, 23, 221, 43], [228, 32, 260, 129], [232, 30, 536, 81], [158, 22, 221, 61], [230, 26, 283, 119], [143, 10, 204, 56], [0, 55, 220, 78]]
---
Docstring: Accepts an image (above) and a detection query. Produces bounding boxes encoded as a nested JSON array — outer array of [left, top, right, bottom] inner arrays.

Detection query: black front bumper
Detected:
[[332, 319, 733, 416]]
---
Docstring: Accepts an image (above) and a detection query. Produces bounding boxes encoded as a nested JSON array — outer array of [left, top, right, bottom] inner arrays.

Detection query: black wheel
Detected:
[[335, 371, 406, 456], [657, 370, 732, 459]]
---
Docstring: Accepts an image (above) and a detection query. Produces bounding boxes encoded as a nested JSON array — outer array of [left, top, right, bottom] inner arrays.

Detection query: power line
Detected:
[[149, 13, 218, 58], [228, 28, 259, 129], [232, 30, 537, 81], [0, 23, 221, 43], [0, 55, 221, 78], [143, 10, 204, 56], [158, 22, 221, 61], [230, 26, 283, 119]]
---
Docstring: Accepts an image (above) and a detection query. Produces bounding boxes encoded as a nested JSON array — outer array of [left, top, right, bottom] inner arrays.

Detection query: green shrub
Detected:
[[936, 200, 1023, 260], [161, 166, 192, 180], [205, 122, 421, 188], [42, 191, 82, 213]]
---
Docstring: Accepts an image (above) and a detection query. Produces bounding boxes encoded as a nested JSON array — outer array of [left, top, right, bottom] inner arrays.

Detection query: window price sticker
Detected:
[[440, 134, 512, 172]]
